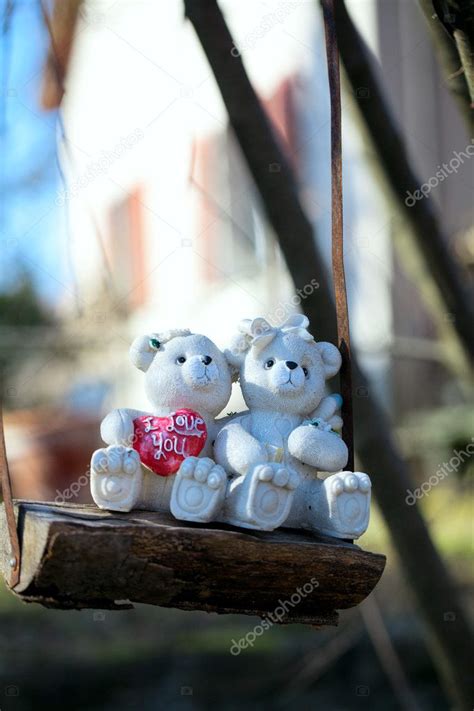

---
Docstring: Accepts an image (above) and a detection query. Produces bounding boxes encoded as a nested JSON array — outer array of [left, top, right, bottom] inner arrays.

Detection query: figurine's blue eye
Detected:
[[264, 359, 275, 369], [176, 356, 186, 364], [303, 367, 309, 378], [149, 338, 161, 350]]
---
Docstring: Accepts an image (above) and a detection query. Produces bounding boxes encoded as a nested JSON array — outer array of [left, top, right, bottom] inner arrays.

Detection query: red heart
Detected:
[[132, 409, 207, 476]]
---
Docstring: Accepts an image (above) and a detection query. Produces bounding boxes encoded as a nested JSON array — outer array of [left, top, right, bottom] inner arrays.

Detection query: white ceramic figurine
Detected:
[[90, 330, 231, 520], [90, 317, 371, 539], [215, 315, 371, 537]]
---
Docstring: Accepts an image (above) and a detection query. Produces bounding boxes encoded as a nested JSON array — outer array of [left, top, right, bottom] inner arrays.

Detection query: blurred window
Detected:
[[109, 186, 146, 310]]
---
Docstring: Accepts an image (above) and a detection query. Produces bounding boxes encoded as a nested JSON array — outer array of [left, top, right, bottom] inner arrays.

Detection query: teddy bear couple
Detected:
[[90, 315, 371, 539]]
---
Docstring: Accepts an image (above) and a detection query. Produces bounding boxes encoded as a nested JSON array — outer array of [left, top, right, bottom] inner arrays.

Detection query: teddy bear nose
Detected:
[[286, 361, 298, 370], [201, 355, 212, 365]]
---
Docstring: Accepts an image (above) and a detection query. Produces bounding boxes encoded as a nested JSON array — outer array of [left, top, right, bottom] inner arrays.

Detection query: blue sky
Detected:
[[0, 0, 68, 303]]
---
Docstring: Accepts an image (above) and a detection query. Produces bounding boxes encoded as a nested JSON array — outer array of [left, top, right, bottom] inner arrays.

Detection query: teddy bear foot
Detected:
[[222, 463, 299, 531], [170, 457, 227, 523], [90, 445, 143, 512], [317, 471, 371, 539]]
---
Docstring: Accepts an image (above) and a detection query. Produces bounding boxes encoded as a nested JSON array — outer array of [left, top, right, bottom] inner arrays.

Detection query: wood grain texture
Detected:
[[0, 501, 385, 625]]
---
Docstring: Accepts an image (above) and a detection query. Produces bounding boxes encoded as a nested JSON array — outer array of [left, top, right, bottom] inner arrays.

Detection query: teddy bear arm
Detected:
[[288, 425, 348, 472], [101, 408, 148, 446], [310, 395, 341, 423], [214, 421, 268, 476]]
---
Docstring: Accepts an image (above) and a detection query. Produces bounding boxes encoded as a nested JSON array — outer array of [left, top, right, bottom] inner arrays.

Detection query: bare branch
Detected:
[[417, 0, 472, 125], [333, 0, 474, 365]]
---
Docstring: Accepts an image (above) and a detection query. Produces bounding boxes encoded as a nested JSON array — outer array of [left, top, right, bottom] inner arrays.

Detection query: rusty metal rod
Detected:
[[321, 0, 354, 471], [0, 404, 20, 588]]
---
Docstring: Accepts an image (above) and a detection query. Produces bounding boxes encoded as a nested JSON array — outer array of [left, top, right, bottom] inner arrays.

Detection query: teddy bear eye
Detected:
[[264, 359, 275, 369], [149, 338, 161, 350], [303, 367, 309, 377], [176, 356, 186, 365]]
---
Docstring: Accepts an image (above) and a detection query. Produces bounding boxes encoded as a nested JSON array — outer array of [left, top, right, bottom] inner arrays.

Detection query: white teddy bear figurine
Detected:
[[90, 330, 231, 521], [216, 315, 371, 538]]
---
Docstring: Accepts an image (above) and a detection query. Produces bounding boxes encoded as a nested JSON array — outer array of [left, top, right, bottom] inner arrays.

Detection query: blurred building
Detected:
[[38, 0, 471, 420]]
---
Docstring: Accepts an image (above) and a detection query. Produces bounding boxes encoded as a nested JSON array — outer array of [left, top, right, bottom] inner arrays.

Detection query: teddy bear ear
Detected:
[[317, 342, 342, 378], [224, 332, 248, 375], [129, 334, 159, 372]]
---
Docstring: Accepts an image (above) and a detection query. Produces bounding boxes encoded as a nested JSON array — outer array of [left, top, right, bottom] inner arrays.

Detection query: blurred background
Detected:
[[0, 0, 472, 709]]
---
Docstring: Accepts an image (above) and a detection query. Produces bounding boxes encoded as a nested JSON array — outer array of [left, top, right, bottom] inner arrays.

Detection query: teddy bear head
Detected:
[[130, 330, 232, 416], [225, 315, 341, 415]]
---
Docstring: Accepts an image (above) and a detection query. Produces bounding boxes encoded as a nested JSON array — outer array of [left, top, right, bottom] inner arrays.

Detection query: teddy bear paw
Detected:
[[223, 463, 299, 531], [170, 457, 227, 523], [90, 445, 143, 512], [319, 471, 371, 539]]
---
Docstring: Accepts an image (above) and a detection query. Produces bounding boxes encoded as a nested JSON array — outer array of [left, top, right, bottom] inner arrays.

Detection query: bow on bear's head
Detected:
[[225, 314, 341, 382], [237, 314, 314, 352]]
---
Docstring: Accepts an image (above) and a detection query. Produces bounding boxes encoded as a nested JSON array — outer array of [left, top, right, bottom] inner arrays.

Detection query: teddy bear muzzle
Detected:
[[270, 359, 306, 392], [182, 354, 220, 388]]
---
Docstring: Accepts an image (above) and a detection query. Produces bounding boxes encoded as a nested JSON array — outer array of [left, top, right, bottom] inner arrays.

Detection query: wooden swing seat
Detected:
[[0, 500, 385, 625]]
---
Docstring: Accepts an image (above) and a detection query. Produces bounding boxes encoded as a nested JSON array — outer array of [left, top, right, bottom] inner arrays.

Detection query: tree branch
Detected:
[[333, 0, 474, 366], [417, 0, 472, 126]]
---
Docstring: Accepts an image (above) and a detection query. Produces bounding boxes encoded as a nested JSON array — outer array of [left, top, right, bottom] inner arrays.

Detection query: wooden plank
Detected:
[[0, 501, 385, 625]]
